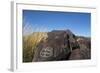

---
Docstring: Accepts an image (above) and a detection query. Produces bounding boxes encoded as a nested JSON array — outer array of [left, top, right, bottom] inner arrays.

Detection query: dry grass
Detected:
[[23, 32, 47, 62]]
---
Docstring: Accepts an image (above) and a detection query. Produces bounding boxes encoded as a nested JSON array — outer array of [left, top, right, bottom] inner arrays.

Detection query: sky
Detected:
[[23, 10, 91, 37]]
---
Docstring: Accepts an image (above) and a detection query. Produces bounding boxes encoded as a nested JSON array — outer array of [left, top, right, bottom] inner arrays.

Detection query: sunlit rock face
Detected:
[[32, 30, 91, 62]]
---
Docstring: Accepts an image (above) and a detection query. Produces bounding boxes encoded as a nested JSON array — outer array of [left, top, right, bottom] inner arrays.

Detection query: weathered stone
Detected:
[[32, 30, 91, 62], [68, 37, 91, 60], [69, 49, 81, 60], [32, 30, 80, 62], [77, 37, 91, 59]]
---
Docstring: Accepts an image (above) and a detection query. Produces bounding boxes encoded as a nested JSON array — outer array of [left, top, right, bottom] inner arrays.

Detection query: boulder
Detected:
[[32, 30, 79, 62]]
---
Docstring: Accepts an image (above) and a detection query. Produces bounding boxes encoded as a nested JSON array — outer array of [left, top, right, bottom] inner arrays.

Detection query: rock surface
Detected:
[[32, 30, 91, 62]]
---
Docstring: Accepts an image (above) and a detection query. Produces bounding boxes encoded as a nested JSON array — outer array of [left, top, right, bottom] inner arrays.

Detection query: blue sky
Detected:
[[23, 10, 91, 37]]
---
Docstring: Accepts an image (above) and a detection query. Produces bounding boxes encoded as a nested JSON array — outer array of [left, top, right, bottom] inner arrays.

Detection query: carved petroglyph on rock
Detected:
[[40, 47, 53, 58]]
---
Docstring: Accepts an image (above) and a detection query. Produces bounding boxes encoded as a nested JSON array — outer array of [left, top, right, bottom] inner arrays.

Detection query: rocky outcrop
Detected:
[[77, 37, 91, 59], [32, 30, 91, 62]]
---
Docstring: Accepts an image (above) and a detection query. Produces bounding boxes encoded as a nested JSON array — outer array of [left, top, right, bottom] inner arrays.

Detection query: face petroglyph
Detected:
[[40, 47, 53, 58]]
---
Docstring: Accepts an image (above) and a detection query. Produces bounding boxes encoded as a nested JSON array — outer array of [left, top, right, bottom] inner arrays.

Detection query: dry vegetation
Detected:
[[23, 32, 47, 62]]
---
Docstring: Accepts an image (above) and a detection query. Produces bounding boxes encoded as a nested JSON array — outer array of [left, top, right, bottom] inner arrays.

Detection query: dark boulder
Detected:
[[32, 30, 91, 62], [32, 30, 80, 62]]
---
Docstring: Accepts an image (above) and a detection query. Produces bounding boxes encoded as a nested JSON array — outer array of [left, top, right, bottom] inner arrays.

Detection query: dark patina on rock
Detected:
[[32, 30, 80, 62]]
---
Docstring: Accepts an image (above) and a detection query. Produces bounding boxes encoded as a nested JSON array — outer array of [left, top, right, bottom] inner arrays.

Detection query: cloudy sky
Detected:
[[23, 10, 91, 37]]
